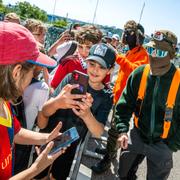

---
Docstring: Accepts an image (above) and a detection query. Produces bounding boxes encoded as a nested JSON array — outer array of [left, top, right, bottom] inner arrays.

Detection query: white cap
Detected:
[[112, 34, 120, 41], [55, 41, 77, 62]]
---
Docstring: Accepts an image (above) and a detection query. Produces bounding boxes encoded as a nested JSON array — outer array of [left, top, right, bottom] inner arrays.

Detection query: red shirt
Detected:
[[0, 102, 21, 179], [51, 55, 87, 89]]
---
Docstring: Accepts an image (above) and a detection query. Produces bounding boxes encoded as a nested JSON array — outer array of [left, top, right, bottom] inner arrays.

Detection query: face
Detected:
[[122, 29, 136, 48], [13, 64, 34, 95], [86, 60, 110, 84], [78, 41, 93, 59], [111, 38, 119, 48], [33, 30, 46, 44]]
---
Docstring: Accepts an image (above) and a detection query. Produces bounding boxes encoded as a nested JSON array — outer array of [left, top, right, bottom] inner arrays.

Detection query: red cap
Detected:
[[0, 22, 57, 68]]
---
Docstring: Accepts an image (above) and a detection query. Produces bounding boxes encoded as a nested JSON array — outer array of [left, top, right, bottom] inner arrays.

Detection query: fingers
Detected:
[[48, 122, 62, 142]]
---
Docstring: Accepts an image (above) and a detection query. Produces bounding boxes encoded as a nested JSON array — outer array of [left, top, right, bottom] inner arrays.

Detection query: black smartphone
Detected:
[[70, 70, 89, 95], [69, 23, 73, 33], [40, 127, 79, 155]]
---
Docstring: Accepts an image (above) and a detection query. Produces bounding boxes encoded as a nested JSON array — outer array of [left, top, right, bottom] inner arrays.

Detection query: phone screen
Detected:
[[40, 127, 79, 155], [70, 70, 89, 95]]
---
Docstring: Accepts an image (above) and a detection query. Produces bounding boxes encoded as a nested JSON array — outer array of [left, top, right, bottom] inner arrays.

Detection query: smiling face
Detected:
[[86, 60, 111, 86]]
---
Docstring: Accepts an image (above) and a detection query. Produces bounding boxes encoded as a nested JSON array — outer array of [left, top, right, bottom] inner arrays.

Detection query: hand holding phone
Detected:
[[40, 127, 79, 155]]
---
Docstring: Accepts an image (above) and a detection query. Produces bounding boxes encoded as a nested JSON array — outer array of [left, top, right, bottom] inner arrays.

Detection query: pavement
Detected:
[[80, 110, 180, 180]]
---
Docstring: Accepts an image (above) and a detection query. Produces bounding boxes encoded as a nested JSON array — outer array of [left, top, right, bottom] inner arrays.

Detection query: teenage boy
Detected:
[[37, 43, 116, 180], [50, 25, 102, 89]]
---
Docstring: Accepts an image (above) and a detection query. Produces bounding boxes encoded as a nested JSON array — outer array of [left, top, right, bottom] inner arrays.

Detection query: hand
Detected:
[[117, 133, 128, 149], [72, 93, 93, 119], [58, 31, 72, 44], [54, 84, 86, 109], [32, 141, 66, 174], [46, 122, 62, 143]]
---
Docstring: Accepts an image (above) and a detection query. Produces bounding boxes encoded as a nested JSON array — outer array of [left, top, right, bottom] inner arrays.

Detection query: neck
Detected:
[[149, 56, 171, 76], [88, 80, 104, 90]]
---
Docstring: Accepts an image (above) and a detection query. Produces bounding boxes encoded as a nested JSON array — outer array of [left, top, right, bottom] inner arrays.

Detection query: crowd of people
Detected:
[[0, 12, 180, 180]]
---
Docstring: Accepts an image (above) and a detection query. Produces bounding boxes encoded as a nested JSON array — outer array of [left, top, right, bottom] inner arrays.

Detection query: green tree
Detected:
[[0, 0, 5, 13], [14, 1, 48, 22], [52, 19, 68, 28]]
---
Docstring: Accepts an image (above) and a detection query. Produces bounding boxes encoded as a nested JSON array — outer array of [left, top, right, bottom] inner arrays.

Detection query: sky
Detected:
[[3, 0, 180, 40]]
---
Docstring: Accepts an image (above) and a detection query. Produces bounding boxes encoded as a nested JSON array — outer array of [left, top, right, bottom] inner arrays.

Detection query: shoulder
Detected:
[[26, 81, 49, 92], [60, 55, 80, 66]]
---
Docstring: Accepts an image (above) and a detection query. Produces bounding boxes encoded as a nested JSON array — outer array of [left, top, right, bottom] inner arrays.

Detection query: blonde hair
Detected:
[[4, 12, 20, 24], [24, 19, 47, 35]]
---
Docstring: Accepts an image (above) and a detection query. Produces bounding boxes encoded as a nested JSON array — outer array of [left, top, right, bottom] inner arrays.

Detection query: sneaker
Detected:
[[91, 154, 111, 174]]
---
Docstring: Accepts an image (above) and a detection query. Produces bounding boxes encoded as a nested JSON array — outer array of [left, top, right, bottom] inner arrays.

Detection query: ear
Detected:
[[12, 64, 22, 82], [107, 66, 114, 75]]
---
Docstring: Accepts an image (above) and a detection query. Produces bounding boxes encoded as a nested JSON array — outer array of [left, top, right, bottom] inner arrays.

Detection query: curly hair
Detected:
[[75, 25, 102, 44]]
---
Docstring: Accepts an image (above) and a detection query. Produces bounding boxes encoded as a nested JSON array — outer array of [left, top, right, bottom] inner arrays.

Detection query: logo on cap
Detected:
[[93, 44, 108, 57]]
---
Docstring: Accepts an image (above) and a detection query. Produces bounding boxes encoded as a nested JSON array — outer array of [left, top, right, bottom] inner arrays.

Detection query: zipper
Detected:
[[150, 76, 160, 142]]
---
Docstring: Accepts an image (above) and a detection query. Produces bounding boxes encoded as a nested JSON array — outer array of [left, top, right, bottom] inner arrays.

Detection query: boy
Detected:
[[50, 25, 102, 89], [37, 43, 116, 179]]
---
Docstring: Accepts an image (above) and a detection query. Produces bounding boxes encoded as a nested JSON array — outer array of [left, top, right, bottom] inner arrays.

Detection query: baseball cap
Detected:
[[146, 30, 177, 58], [0, 22, 57, 68], [55, 41, 77, 62], [112, 34, 120, 41], [86, 43, 116, 69]]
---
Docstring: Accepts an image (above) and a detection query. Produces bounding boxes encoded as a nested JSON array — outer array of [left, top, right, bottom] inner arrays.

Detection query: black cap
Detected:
[[86, 43, 116, 69]]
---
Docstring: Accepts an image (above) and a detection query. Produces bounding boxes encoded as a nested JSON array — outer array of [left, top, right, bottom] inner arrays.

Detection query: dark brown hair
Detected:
[[0, 62, 34, 102]]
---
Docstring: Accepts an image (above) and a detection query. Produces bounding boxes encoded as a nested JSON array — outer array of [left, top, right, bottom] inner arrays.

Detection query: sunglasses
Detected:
[[124, 29, 135, 36], [151, 31, 174, 46], [146, 46, 168, 58]]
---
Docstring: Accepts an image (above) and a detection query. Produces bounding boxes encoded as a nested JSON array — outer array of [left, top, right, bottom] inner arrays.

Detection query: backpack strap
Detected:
[[161, 68, 180, 139], [134, 64, 150, 127]]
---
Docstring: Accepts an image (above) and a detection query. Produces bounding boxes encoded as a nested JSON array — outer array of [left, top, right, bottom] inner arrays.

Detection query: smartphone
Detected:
[[40, 127, 79, 155], [69, 23, 73, 33], [70, 70, 89, 95]]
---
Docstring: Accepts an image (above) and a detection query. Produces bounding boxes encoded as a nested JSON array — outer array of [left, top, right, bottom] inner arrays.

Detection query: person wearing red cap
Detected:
[[0, 21, 66, 179]]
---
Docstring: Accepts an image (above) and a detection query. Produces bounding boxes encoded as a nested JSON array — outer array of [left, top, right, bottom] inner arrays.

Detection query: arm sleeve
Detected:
[[51, 63, 69, 89], [14, 116, 21, 135], [115, 70, 140, 133], [116, 52, 148, 76], [52, 73, 72, 97]]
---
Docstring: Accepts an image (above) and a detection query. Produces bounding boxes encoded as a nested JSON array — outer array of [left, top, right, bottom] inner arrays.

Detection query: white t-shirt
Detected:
[[23, 81, 49, 130]]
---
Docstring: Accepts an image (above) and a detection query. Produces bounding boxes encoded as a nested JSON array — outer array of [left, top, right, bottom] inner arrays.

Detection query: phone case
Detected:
[[70, 70, 89, 95], [40, 127, 79, 155]]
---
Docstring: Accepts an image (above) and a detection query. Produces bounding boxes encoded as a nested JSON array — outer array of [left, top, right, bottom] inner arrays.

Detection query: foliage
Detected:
[[52, 18, 68, 28], [14, 1, 48, 22]]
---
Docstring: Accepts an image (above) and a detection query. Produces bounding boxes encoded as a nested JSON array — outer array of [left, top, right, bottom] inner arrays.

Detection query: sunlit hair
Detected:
[[75, 25, 102, 44], [0, 62, 34, 102], [24, 18, 47, 35], [4, 12, 20, 24]]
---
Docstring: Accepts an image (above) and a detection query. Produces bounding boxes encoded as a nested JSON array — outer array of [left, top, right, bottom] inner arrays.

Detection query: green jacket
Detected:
[[115, 63, 180, 152]]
